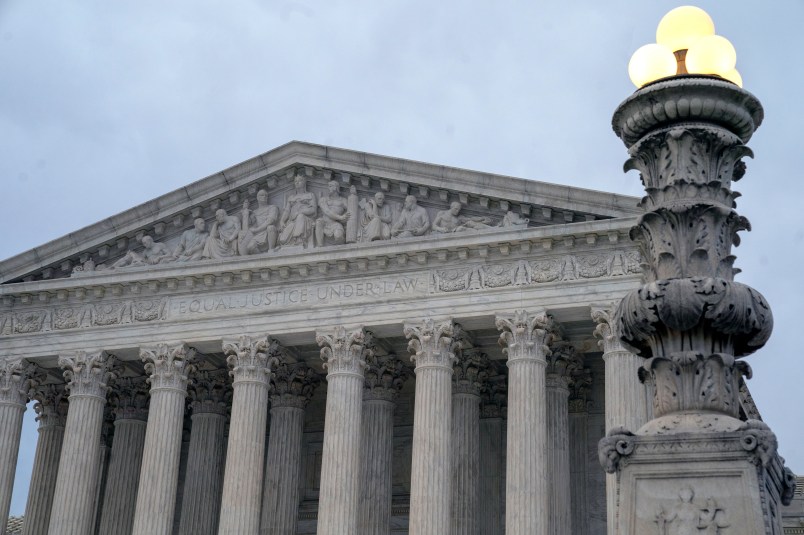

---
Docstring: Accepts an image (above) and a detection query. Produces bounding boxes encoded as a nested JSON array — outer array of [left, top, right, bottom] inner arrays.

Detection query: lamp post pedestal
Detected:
[[599, 77, 796, 534]]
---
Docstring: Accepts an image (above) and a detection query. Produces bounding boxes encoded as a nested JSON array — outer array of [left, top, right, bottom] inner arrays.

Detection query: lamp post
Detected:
[[599, 7, 796, 534]]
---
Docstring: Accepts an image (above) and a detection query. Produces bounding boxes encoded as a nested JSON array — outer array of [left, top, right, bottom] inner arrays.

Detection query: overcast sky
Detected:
[[2, 0, 803, 516]]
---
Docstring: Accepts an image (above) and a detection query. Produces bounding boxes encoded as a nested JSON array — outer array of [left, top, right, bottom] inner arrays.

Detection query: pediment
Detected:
[[0, 141, 642, 284]]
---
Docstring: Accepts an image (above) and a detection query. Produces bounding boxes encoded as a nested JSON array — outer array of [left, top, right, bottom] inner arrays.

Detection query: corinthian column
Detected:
[[479, 377, 506, 535], [591, 304, 648, 534], [260, 361, 320, 535], [22, 384, 67, 535], [358, 351, 410, 535], [404, 318, 456, 535], [98, 377, 150, 535], [315, 326, 370, 535], [178, 369, 230, 535], [218, 335, 278, 534], [49, 351, 120, 535], [0, 360, 39, 531], [450, 347, 489, 535], [545, 340, 582, 535], [568, 368, 592, 535], [495, 309, 555, 535], [131, 343, 197, 535]]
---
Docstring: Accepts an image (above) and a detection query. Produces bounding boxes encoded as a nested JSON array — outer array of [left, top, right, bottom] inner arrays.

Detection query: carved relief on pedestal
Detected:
[[317, 326, 370, 376], [270, 361, 321, 409], [403, 318, 455, 369], [58, 350, 121, 399], [109, 376, 150, 421], [140, 343, 198, 392], [222, 335, 280, 385], [654, 486, 729, 535], [0, 359, 41, 406]]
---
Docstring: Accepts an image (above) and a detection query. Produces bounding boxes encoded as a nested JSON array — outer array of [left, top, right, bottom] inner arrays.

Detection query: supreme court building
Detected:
[[0, 141, 801, 534]]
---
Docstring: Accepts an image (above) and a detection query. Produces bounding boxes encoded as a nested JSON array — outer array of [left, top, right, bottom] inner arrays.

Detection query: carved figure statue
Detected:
[[315, 180, 350, 247], [500, 210, 529, 228], [391, 195, 430, 238], [173, 218, 209, 262], [279, 174, 317, 248], [203, 209, 241, 259], [360, 191, 393, 242], [111, 236, 173, 268], [431, 201, 493, 233], [239, 190, 279, 255]]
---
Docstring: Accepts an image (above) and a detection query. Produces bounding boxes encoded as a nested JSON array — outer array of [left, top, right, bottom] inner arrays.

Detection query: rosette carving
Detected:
[[403, 318, 456, 369], [140, 343, 198, 392], [317, 326, 370, 376], [223, 335, 279, 385], [59, 351, 121, 399]]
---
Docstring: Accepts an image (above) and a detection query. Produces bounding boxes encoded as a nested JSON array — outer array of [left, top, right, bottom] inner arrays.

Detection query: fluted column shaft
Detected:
[[451, 391, 480, 535], [48, 351, 118, 535], [569, 409, 589, 535], [496, 310, 554, 535], [218, 335, 276, 534], [404, 318, 456, 535], [316, 327, 369, 535], [546, 374, 571, 535], [98, 417, 147, 534], [131, 343, 195, 535], [0, 360, 37, 532], [478, 415, 504, 535], [260, 405, 305, 535], [22, 402, 65, 535], [178, 404, 227, 535], [358, 397, 395, 535]]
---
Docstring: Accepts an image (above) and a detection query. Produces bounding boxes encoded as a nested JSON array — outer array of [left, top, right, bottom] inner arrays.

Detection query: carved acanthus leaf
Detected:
[[59, 351, 121, 399], [403, 318, 455, 369], [495, 309, 555, 364], [317, 326, 370, 376], [140, 343, 198, 392], [223, 335, 279, 385]]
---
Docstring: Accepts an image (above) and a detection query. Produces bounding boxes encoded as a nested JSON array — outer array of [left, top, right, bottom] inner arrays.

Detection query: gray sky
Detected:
[[2, 0, 802, 516]]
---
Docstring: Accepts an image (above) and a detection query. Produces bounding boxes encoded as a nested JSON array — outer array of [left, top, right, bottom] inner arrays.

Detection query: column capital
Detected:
[[568, 368, 593, 414], [363, 353, 411, 402], [591, 304, 630, 355], [223, 335, 279, 386], [0, 359, 41, 406], [495, 309, 556, 365], [271, 361, 321, 409], [317, 326, 370, 377], [141, 343, 197, 393], [188, 369, 231, 415], [59, 350, 121, 399], [110, 376, 151, 421], [453, 348, 490, 396], [32, 383, 68, 428], [546, 340, 584, 382], [403, 317, 456, 370], [480, 375, 507, 419]]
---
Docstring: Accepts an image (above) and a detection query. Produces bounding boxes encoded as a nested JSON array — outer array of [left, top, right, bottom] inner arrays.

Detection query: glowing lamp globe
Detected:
[[721, 68, 743, 88], [656, 6, 715, 53], [628, 44, 677, 88], [685, 35, 737, 76]]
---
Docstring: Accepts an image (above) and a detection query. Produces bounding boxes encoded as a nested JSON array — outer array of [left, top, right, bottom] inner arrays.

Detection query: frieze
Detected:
[[431, 250, 640, 293]]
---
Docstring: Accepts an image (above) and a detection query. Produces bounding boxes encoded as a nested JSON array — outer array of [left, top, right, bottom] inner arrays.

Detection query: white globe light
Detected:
[[628, 43, 678, 88], [721, 68, 743, 88], [685, 35, 737, 76], [656, 6, 716, 53]]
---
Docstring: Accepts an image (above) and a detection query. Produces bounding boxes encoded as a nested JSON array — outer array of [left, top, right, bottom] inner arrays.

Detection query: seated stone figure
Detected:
[[203, 209, 241, 259], [315, 181, 350, 247], [391, 195, 430, 238], [279, 174, 317, 248], [173, 218, 209, 262], [111, 235, 173, 268], [239, 190, 279, 255], [431, 201, 493, 233], [360, 191, 393, 242]]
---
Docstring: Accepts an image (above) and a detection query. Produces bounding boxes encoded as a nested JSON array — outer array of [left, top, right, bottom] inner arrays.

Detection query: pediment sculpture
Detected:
[[71, 173, 534, 276]]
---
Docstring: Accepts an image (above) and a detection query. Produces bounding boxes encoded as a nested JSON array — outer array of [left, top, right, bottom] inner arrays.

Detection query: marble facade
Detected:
[[0, 142, 792, 534]]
